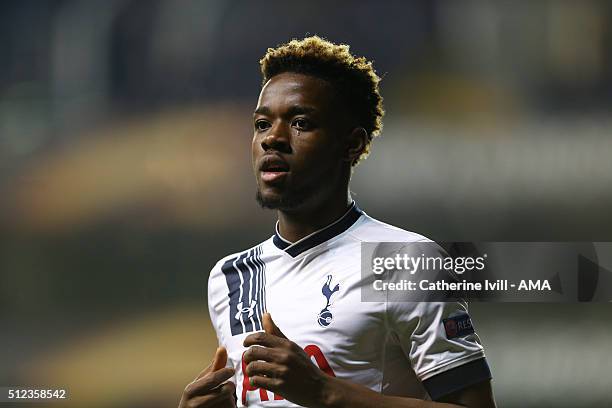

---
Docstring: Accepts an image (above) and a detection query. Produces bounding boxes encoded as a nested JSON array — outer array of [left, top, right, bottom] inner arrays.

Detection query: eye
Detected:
[[292, 118, 310, 130], [254, 119, 271, 132]]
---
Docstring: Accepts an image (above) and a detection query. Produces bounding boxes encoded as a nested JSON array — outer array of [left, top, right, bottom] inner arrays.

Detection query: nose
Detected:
[[261, 122, 291, 153]]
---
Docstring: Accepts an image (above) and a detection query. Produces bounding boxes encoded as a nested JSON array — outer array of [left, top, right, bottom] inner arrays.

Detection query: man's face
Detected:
[[252, 72, 348, 210]]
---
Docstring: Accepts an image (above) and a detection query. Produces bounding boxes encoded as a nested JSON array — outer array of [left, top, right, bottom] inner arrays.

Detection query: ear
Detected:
[[344, 127, 368, 164]]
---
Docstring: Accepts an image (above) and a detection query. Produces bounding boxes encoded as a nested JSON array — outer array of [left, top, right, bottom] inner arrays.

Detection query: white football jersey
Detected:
[[207, 203, 491, 407]]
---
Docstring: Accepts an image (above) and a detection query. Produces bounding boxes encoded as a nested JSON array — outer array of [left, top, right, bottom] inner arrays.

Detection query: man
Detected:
[[179, 36, 496, 408]]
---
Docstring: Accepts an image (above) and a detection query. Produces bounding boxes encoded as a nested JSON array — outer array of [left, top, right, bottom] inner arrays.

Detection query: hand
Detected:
[[178, 347, 237, 408], [243, 313, 330, 408]]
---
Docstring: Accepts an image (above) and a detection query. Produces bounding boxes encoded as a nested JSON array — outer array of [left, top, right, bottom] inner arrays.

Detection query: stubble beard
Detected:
[[255, 183, 314, 211]]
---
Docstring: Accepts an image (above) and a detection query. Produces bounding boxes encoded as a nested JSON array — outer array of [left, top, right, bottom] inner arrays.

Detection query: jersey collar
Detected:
[[272, 202, 363, 257]]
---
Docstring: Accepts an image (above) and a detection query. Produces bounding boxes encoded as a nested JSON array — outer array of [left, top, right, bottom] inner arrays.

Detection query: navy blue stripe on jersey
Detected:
[[253, 246, 266, 324], [221, 253, 243, 335], [221, 246, 266, 336], [422, 357, 492, 400], [273, 202, 364, 257], [236, 249, 257, 333], [243, 250, 262, 331], [257, 245, 267, 315]]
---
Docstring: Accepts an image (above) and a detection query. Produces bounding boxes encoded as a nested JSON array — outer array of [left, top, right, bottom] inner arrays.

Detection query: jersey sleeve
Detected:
[[387, 298, 491, 400], [384, 242, 492, 400]]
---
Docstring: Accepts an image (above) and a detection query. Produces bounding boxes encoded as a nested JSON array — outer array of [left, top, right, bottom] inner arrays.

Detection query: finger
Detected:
[[249, 375, 283, 393], [263, 313, 288, 339], [243, 345, 283, 365], [222, 381, 238, 408], [187, 367, 235, 396], [222, 380, 236, 395], [243, 331, 286, 348], [188, 382, 236, 408], [245, 361, 286, 379], [193, 347, 229, 381]]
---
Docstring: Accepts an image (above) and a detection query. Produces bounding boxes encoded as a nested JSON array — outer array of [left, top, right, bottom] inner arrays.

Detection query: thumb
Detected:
[[195, 346, 228, 380], [211, 346, 228, 371], [263, 313, 287, 339]]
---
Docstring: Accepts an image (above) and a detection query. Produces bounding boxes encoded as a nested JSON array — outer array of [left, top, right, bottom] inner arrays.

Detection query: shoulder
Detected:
[[348, 212, 433, 243], [207, 238, 274, 291], [348, 213, 448, 262]]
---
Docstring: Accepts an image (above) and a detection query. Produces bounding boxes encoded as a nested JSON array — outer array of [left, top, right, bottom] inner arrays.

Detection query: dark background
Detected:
[[1, 1, 611, 407]]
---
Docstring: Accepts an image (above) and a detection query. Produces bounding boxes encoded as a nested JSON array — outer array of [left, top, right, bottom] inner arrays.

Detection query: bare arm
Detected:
[[319, 375, 495, 408]]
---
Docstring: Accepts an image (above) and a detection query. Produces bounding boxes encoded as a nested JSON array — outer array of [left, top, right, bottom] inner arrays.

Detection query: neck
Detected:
[[277, 191, 352, 243]]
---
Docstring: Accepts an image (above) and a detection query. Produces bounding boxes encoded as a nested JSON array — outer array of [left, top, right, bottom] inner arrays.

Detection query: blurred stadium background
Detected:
[[1, 1, 612, 407]]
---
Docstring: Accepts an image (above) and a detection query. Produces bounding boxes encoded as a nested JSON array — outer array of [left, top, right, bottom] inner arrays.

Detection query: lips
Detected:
[[260, 155, 289, 172], [259, 155, 289, 184]]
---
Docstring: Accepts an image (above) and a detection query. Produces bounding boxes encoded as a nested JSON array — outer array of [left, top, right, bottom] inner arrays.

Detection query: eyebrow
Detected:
[[254, 105, 317, 117]]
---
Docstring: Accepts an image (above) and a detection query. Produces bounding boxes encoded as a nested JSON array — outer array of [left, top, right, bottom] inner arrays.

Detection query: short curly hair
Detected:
[[259, 36, 384, 165]]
